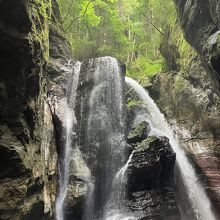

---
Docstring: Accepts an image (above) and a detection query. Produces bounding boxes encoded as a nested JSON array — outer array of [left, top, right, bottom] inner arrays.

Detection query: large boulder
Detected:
[[127, 135, 180, 219]]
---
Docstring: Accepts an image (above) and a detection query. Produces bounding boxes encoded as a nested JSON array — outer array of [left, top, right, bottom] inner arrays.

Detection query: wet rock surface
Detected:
[[127, 121, 151, 145], [75, 57, 126, 215], [126, 134, 180, 220], [63, 181, 87, 220]]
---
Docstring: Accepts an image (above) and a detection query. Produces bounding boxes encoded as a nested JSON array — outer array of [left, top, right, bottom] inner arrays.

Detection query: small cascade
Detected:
[[104, 152, 136, 220], [55, 61, 81, 220], [116, 151, 134, 180], [82, 180, 95, 220], [125, 76, 216, 220]]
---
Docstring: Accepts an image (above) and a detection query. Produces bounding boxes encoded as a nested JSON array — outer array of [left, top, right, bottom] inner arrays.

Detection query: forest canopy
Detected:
[[57, 0, 192, 81]]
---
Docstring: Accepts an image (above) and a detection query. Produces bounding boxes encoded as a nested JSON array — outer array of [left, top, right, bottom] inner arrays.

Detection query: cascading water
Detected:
[[80, 57, 132, 220], [125, 76, 216, 220], [104, 151, 136, 220], [55, 61, 81, 220], [78, 57, 138, 220]]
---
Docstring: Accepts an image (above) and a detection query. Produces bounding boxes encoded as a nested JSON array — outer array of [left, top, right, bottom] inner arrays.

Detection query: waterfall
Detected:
[[55, 61, 81, 220], [125, 76, 216, 220], [80, 57, 131, 219]]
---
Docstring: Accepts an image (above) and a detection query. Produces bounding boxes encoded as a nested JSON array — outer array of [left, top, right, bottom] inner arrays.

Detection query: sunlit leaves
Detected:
[[58, 0, 177, 78]]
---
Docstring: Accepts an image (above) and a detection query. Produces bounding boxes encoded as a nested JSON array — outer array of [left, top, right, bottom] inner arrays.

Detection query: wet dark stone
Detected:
[[127, 136, 180, 219]]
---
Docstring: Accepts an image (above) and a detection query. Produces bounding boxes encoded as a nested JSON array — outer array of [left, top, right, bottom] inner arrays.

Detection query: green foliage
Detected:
[[126, 98, 142, 109], [58, 0, 177, 78], [127, 57, 162, 81]]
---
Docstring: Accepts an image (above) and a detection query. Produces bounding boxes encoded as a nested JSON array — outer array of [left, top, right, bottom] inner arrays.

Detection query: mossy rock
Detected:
[[127, 121, 151, 145], [135, 136, 158, 152]]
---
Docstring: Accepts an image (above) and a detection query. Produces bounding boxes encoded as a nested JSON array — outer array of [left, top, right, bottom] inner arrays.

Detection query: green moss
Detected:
[[174, 74, 185, 94], [28, 0, 52, 61], [126, 97, 143, 109], [135, 136, 157, 152]]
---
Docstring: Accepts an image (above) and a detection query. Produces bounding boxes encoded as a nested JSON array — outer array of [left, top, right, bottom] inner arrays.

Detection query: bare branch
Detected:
[[142, 12, 164, 36], [134, 6, 164, 36]]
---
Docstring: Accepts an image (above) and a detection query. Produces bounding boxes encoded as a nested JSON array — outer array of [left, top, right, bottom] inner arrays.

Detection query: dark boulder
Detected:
[[127, 135, 180, 219]]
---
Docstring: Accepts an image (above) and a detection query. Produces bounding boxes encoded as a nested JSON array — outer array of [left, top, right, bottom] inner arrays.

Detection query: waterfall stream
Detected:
[[125, 76, 216, 220], [56, 61, 81, 220], [82, 57, 126, 219]]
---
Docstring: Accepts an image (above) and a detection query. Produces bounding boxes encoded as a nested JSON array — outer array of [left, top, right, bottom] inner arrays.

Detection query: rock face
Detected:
[[0, 0, 74, 219], [148, 0, 220, 216], [127, 121, 151, 145], [173, 0, 220, 83]]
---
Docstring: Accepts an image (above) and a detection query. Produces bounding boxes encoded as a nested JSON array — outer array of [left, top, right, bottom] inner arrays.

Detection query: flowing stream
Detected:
[[125, 76, 216, 220], [56, 61, 81, 220]]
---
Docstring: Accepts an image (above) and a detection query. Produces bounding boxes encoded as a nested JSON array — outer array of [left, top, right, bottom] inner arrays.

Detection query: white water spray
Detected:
[[125, 76, 216, 220]]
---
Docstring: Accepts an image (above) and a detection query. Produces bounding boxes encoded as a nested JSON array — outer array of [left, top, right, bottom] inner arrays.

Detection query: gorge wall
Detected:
[[149, 0, 220, 216], [0, 0, 73, 219]]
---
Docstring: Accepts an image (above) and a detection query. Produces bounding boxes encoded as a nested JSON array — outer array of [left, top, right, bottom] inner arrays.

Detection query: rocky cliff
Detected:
[[174, 0, 220, 84], [149, 0, 220, 216], [0, 0, 72, 219]]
